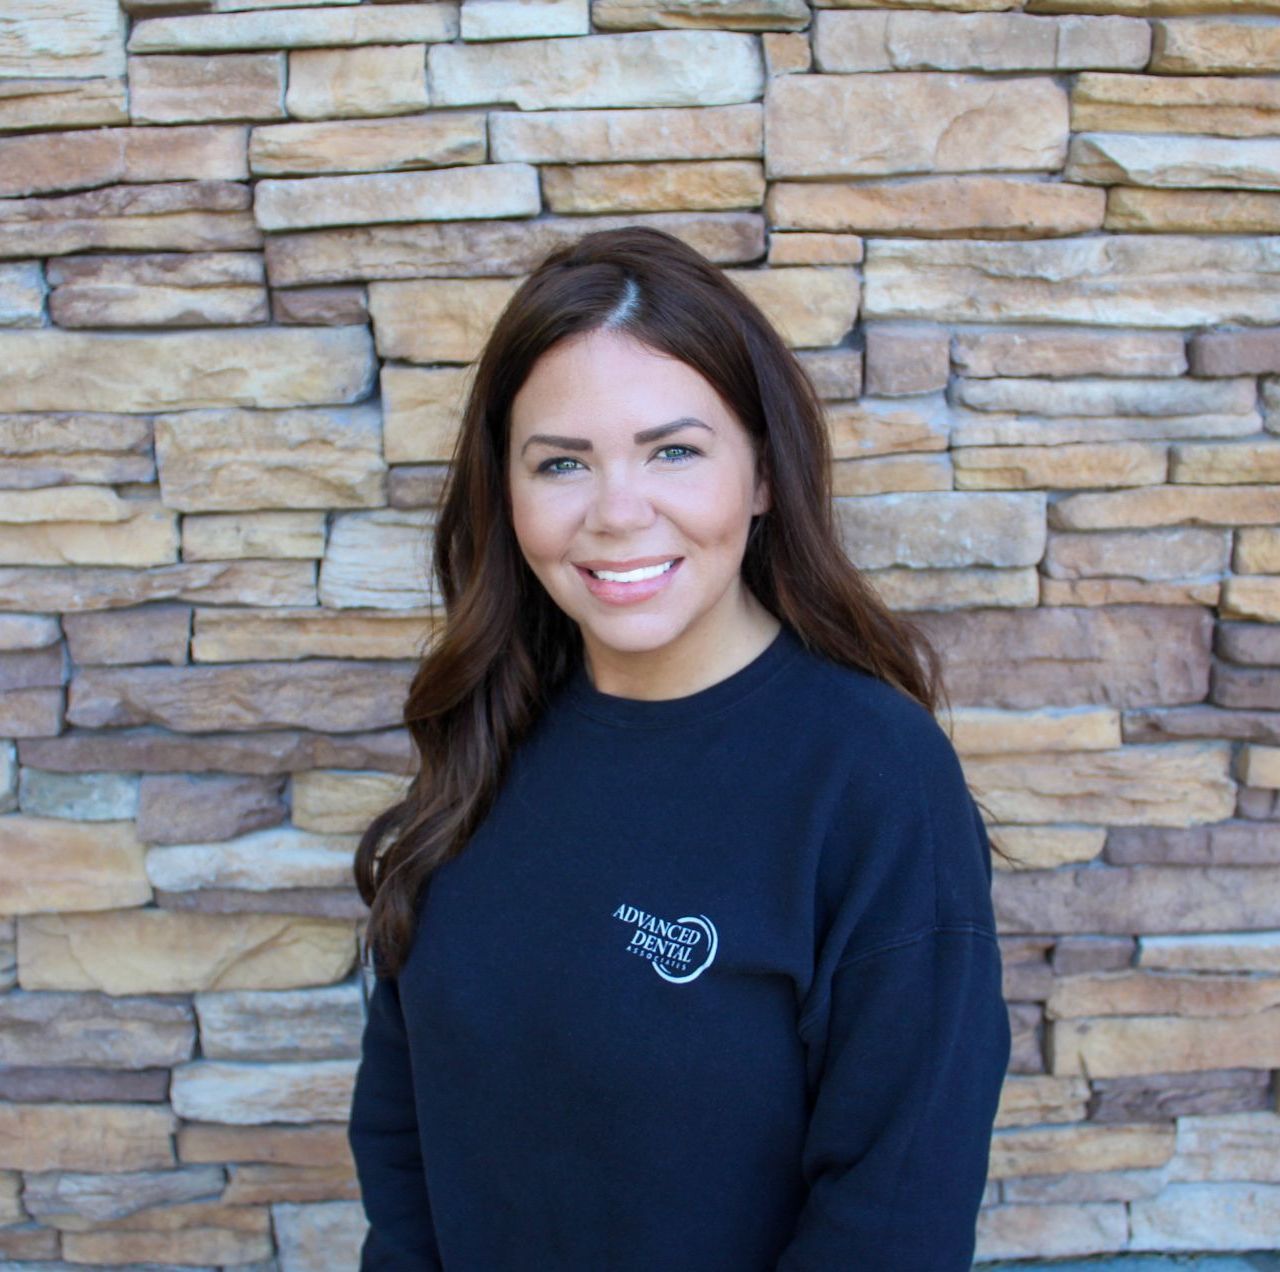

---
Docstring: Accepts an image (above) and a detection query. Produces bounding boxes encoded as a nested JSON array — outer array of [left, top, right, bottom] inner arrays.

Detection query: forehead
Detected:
[[509, 330, 730, 435]]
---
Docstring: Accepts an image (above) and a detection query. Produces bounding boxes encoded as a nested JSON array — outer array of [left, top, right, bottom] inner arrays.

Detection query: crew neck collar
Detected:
[[562, 623, 802, 729]]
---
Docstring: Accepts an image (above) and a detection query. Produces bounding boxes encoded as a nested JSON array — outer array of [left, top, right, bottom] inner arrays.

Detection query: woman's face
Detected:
[[507, 328, 770, 674]]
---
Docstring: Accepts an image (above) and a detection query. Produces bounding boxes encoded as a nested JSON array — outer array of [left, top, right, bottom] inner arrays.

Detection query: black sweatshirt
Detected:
[[348, 622, 1011, 1270]]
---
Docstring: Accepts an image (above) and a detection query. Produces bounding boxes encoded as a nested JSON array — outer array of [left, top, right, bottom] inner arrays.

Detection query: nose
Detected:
[[583, 465, 656, 535]]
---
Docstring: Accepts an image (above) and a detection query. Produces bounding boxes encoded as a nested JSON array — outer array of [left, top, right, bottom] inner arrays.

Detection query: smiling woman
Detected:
[[347, 226, 1011, 1272]]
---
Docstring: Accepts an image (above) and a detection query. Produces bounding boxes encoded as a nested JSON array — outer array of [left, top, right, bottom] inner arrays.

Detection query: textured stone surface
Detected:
[[461, 0, 589, 40], [368, 276, 520, 363], [0, 0, 127, 79], [285, 44, 429, 120], [0, 816, 150, 914], [1073, 72, 1280, 138], [952, 328, 1187, 378], [1151, 19, 1280, 75], [129, 53, 287, 124], [593, 0, 810, 29], [1067, 133, 1280, 192], [542, 160, 764, 213]]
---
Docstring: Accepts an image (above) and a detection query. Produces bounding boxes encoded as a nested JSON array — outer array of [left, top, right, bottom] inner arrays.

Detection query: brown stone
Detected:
[[1044, 528, 1231, 581], [129, 53, 286, 124], [61, 603, 185, 668], [996, 1075, 1089, 1130], [1107, 186, 1280, 233], [1218, 618, 1280, 664], [1191, 327, 1280, 375], [191, 605, 439, 662], [223, 1162, 358, 1205], [990, 1124, 1174, 1180], [1009, 1002, 1045, 1074], [179, 1121, 354, 1169], [797, 348, 863, 400], [1096, 1072, 1274, 1123], [975, 1201, 1128, 1262], [0, 1066, 168, 1104], [60, 1199, 273, 1266], [1214, 664, 1280, 709], [0, 991, 192, 1068], [1053, 936, 1136, 976], [1124, 705, 1280, 747], [593, 0, 810, 29], [25, 1164, 226, 1231], [763, 31, 812, 74], [1048, 971, 1280, 1019], [272, 286, 367, 326], [766, 233, 864, 266], [137, 772, 287, 846], [542, 160, 764, 213], [863, 323, 949, 395], [728, 266, 860, 348], [0, 77, 128, 133]]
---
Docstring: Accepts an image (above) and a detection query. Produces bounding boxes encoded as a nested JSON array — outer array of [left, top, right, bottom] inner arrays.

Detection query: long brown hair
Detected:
[[353, 225, 989, 979]]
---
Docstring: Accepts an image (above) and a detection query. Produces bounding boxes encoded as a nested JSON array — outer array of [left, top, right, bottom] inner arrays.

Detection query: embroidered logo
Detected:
[[612, 903, 718, 983]]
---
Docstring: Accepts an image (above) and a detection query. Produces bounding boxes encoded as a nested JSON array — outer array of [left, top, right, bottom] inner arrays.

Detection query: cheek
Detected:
[[509, 481, 571, 561]]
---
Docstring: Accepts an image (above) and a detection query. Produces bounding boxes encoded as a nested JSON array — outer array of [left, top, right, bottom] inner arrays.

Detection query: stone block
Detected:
[[129, 53, 286, 124], [286, 44, 429, 120], [863, 323, 949, 395], [251, 112, 486, 176], [593, 0, 810, 29], [728, 266, 859, 348], [369, 276, 520, 363], [542, 160, 764, 213], [1066, 132, 1280, 192], [952, 328, 1187, 378], [1073, 71, 1280, 138], [461, 0, 589, 39], [1151, 19, 1280, 75], [1190, 327, 1280, 375], [0, 0, 126, 79]]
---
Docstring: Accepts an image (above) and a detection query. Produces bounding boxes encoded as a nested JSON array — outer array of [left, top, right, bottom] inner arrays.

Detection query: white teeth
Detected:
[[589, 559, 676, 583]]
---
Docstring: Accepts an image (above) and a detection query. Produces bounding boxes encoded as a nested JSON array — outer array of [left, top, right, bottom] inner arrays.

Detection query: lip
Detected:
[[574, 557, 683, 606], [573, 555, 682, 571]]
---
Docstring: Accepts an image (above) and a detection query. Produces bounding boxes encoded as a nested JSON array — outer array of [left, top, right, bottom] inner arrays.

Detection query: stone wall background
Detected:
[[1, 0, 1279, 1266]]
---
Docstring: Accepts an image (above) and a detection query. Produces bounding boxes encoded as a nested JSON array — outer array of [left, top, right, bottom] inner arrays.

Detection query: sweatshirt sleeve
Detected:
[[775, 700, 1011, 1271], [347, 970, 444, 1271]]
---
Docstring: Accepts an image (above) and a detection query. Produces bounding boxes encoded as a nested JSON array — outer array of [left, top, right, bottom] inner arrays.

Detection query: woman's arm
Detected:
[[348, 971, 444, 1271]]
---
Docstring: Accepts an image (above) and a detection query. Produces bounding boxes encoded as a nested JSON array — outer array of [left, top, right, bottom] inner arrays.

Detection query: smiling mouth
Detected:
[[586, 559, 680, 582]]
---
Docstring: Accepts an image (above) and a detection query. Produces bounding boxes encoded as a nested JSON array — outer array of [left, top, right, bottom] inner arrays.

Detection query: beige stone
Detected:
[[264, 211, 763, 285], [863, 323, 949, 395], [830, 454, 953, 497], [146, 826, 357, 893], [0, 77, 128, 133], [864, 565, 1038, 611], [1171, 440, 1280, 484], [0, 1103, 175, 1173], [542, 160, 764, 213], [1067, 132, 1280, 192], [18, 910, 354, 994], [430, 30, 763, 109], [291, 770, 411, 835], [251, 112, 485, 176], [1107, 186, 1280, 233], [24, 1165, 225, 1231], [864, 235, 1280, 327], [827, 396, 951, 461], [1142, 932, 1280, 974], [128, 5, 458, 53], [130, 53, 286, 124], [990, 1123, 1175, 1179], [766, 233, 863, 266], [0, 327, 375, 413], [286, 45, 428, 120], [974, 1202, 1128, 1262], [320, 510, 440, 608], [461, 0, 589, 39], [0, 124, 248, 200], [1237, 527, 1280, 572], [727, 266, 859, 348], [382, 364, 473, 463], [1223, 576, 1280, 623], [1169, 1112, 1280, 1183], [1051, 970, 1280, 1019], [995, 1075, 1091, 1129], [1045, 527, 1230, 581], [954, 442, 1167, 490], [191, 607, 438, 662], [1073, 72, 1280, 138], [0, 484, 137, 524], [1052, 485, 1280, 529], [593, 0, 810, 28], [254, 161, 538, 231], [221, 1163, 359, 1206], [60, 1201, 273, 1267], [155, 404, 384, 512], [1151, 18, 1280, 74], [47, 249, 269, 328], [815, 10, 1148, 72], [952, 408, 1259, 448], [369, 277, 520, 364], [763, 31, 812, 74], [0, 505, 178, 568], [947, 705, 1122, 754], [952, 327, 1187, 378], [957, 374, 1253, 417], [0, 180, 263, 259], [0, 0, 126, 79], [273, 1200, 366, 1269], [490, 103, 761, 163], [765, 73, 1068, 178], [171, 1058, 357, 1125], [0, 816, 148, 913], [770, 175, 1090, 240], [987, 825, 1107, 871], [1028, 0, 1280, 11], [184, 513, 325, 562]]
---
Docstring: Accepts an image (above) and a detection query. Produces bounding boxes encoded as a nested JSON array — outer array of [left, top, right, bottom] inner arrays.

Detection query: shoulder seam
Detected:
[[832, 922, 1001, 974]]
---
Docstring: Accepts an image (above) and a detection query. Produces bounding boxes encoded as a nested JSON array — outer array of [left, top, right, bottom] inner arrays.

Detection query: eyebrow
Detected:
[[519, 417, 714, 457]]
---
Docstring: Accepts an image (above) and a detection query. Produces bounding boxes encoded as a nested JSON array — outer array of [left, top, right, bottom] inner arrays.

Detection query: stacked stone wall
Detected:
[[1, 0, 1278, 1266]]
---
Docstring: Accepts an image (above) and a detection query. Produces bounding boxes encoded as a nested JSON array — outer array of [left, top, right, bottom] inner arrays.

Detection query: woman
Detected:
[[348, 226, 1011, 1271]]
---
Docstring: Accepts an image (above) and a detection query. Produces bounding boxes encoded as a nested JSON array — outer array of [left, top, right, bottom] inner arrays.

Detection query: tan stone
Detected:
[[995, 1075, 1091, 1129], [1168, 1112, 1280, 1184], [542, 160, 764, 213], [864, 565, 1038, 611], [291, 770, 411, 835], [1151, 18, 1280, 74], [320, 509, 439, 608], [594, 0, 810, 27], [0, 77, 128, 133], [1073, 72, 1280, 138], [251, 112, 486, 176], [952, 408, 1259, 448], [1052, 485, 1280, 529], [146, 826, 357, 893], [1045, 527, 1230, 581], [18, 910, 355, 994], [172, 1058, 356, 1124], [264, 211, 764, 285], [830, 454, 953, 496], [987, 825, 1107, 871], [129, 53, 286, 124], [727, 266, 859, 348], [1131, 1181, 1280, 1252], [47, 249, 268, 328], [155, 405, 384, 512], [1223, 576, 1280, 623], [1056, 969, 1280, 1018], [776, 175, 1096, 239], [272, 285, 367, 326], [382, 364, 473, 463], [947, 705, 1122, 754], [221, 1162, 359, 1205], [952, 327, 1187, 378], [958, 374, 1253, 417], [0, 0, 126, 78], [0, 560, 317, 614], [286, 45, 428, 120], [765, 74, 1068, 178], [864, 235, 1280, 327], [766, 233, 863, 265], [1237, 527, 1280, 573], [490, 103, 761, 163], [1028, 0, 1280, 11], [273, 1200, 366, 1269], [863, 323, 949, 395], [429, 30, 763, 109], [1171, 440, 1280, 484], [1107, 186, 1280, 233], [990, 1123, 1175, 1179], [0, 181, 263, 259], [68, 658, 415, 732], [827, 396, 951, 460], [0, 815, 148, 914], [183, 512, 327, 561], [1143, 933, 1280, 976], [1067, 132, 1280, 192], [974, 1202, 1128, 1262], [191, 607, 438, 662], [763, 31, 812, 74], [0, 1103, 175, 1173], [0, 485, 137, 524], [461, 0, 589, 40], [369, 277, 520, 364], [60, 1200, 273, 1266], [953, 442, 1167, 490], [0, 505, 178, 568], [1191, 327, 1280, 376], [128, 5, 458, 52], [815, 10, 1148, 72], [0, 124, 247, 200], [254, 162, 538, 231], [0, 328, 375, 413], [799, 348, 863, 400], [179, 1121, 355, 1170], [24, 1164, 226, 1231]]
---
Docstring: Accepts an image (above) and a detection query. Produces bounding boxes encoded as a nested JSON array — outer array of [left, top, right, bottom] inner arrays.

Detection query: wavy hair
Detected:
[[353, 226, 999, 979]]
